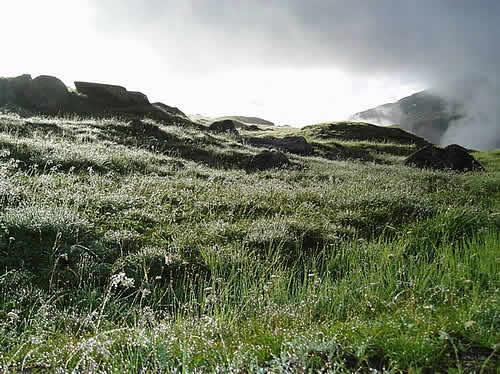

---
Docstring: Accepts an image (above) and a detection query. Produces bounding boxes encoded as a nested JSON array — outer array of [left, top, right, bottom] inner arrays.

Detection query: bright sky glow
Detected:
[[0, 1, 423, 125]]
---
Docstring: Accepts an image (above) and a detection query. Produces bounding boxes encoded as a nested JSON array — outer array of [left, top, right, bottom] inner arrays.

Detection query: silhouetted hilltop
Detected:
[[351, 90, 464, 144], [0, 74, 189, 124]]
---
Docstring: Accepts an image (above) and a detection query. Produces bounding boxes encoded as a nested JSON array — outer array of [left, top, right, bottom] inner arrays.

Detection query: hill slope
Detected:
[[0, 108, 498, 371], [352, 90, 465, 144]]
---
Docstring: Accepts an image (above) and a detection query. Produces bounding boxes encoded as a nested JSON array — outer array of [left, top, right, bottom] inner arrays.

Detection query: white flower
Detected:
[[7, 311, 19, 322], [110, 272, 135, 288]]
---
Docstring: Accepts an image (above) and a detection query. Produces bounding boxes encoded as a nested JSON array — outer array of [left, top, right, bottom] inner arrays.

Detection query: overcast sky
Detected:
[[1, 1, 499, 126]]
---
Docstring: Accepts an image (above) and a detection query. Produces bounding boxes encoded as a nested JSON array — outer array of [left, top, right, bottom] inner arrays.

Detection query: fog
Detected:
[[89, 0, 500, 147], [1, 1, 499, 146]]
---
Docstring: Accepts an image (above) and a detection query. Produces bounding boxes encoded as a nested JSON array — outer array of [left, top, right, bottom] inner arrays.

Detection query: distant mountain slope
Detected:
[[351, 91, 464, 145], [190, 114, 275, 127], [222, 116, 275, 126]]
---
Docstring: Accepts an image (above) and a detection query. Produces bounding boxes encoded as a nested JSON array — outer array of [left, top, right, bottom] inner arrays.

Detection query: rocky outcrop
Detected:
[[24, 75, 69, 112], [209, 119, 239, 134], [74, 81, 150, 107], [247, 136, 313, 155], [0, 74, 69, 113], [244, 124, 264, 131], [404, 144, 485, 172], [247, 150, 290, 170], [0, 74, 189, 124], [152, 102, 186, 117]]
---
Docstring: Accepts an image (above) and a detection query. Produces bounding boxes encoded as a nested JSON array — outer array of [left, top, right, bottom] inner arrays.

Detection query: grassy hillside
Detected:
[[0, 112, 498, 372]]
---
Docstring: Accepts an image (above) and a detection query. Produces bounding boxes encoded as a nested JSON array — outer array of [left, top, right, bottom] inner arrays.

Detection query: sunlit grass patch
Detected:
[[0, 111, 498, 371]]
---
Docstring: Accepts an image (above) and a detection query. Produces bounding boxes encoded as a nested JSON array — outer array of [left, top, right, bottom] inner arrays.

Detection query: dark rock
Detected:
[[74, 81, 149, 107], [247, 150, 291, 170], [443, 144, 485, 171], [0, 74, 68, 113], [248, 136, 313, 155], [24, 75, 69, 112], [1, 74, 194, 126], [0, 75, 32, 106], [209, 119, 238, 134], [153, 102, 186, 117], [127, 91, 150, 105], [6, 74, 33, 99], [405, 144, 485, 172], [446, 144, 471, 153], [243, 124, 264, 131]]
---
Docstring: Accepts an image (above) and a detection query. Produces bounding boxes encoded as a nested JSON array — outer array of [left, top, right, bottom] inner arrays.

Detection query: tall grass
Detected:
[[0, 112, 498, 371], [1, 231, 498, 372]]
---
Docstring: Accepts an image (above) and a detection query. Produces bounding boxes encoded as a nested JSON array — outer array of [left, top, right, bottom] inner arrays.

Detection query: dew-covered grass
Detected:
[[0, 112, 498, 372]]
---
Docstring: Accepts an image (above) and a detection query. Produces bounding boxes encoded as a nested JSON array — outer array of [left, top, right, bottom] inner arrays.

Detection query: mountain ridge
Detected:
[[351, 90, 466, 145]]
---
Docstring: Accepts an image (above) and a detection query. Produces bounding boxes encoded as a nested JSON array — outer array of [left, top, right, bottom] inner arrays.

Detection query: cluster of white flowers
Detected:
[[110, 272, 135, 289]]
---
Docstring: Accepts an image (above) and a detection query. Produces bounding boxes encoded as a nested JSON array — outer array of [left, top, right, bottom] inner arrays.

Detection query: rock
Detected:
[[153, 102, 186, 117], [7, 74, 33, 97], [209, 119, 238, 134], [24, 75, 69, 112], [247, 150, 291, 170], [127, 91, 150, 105], [443, 144, 485, 171], [0, 74, 68, 113], [243, 124, 264, 131], [404, 144, 485, 172], [0, 74, 32, 105], [74, 81, 149, 107], [1, 74, 193, 125], [248, 136, 313, 155]]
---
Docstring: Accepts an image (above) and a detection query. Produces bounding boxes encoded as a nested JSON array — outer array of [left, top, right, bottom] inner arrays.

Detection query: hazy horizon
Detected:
[[1, 1, 499, 132]]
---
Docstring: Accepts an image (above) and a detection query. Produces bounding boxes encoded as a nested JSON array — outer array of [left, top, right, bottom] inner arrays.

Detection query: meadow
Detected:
[[0, 112, 498, 372]]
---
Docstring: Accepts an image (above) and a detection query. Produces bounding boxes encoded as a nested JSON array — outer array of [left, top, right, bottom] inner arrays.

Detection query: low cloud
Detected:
[[88, 1, 500, 146]]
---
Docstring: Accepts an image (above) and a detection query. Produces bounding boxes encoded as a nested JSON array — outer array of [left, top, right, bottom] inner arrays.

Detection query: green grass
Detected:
[[0, 112, 498, 372]]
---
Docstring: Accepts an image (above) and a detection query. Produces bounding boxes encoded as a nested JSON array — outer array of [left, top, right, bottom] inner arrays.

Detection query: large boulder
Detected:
[[0, 74, 32, 105], [209, 119, 238, 134], [6, 74, 33, 97], [127, 91, 150, 105], [248, 136, 313, 155], [153, 102, 186, 117], [0, 74, 69, 113], [247, 150, 291, 170], [24, 75, 69, 112], [404, 144, 485, 172], [74, 81, 149, 107]]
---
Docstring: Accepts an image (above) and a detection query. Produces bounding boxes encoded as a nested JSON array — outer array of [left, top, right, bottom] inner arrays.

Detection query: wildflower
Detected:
[[110, 272, 135, 289], [464, 320, 476, 329], [439, 331, 449, 340], [31, 336, 43, 344], [7, 311, 19, 322]]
